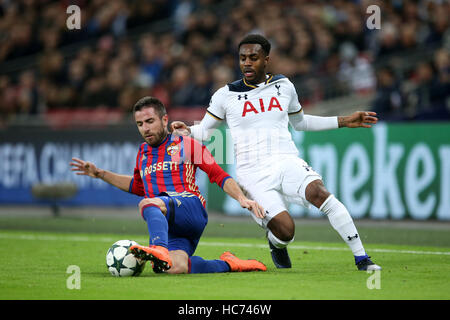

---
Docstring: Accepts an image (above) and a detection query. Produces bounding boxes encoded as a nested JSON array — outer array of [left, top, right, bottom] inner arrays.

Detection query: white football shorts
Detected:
[[236, 155, 322, 229]]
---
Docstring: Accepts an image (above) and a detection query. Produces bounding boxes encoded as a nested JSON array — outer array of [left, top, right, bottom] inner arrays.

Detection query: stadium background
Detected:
[[0, 0, 449, 221]]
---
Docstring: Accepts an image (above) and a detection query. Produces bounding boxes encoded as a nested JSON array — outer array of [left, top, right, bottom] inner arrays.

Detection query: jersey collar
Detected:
[[242, 73, 274, 89]]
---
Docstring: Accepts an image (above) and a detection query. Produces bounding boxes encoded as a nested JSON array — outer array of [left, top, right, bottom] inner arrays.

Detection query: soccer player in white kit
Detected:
[[171, 34, 381, 271]]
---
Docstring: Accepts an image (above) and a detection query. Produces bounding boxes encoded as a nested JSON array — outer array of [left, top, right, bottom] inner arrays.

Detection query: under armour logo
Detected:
[[238, 94, 248, 100], [275, 84, 281, 96], [347, 234, 359, 241]]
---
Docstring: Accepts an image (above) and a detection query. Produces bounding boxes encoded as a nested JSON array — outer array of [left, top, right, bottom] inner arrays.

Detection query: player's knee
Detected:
[[167, 251, 189, 274], [305, 180, 331, 208], [268, 212, 295, 242], [278, 224, 295, 242], [138, 198, 167, 215]]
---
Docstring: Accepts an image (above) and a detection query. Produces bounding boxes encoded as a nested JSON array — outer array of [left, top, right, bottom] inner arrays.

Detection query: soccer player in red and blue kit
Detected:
[[70, 96, 267, 274]]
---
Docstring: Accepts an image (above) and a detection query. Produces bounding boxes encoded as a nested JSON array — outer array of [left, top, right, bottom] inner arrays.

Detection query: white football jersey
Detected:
[[206, 74, 302, 173]]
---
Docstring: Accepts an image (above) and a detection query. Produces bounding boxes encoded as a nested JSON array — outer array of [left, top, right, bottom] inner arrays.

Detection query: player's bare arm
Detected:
[[222, 178, 266, 219], [70, 157, 132, 192], [338, 111, 378, 128]]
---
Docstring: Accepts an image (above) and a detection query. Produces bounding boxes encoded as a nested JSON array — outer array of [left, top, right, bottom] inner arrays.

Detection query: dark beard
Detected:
[[148, 128, 168, 147]]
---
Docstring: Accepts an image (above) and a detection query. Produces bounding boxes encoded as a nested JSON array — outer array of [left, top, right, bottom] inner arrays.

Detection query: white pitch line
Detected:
[[0, 232, 449, 256], [201, 242, 450, 256]]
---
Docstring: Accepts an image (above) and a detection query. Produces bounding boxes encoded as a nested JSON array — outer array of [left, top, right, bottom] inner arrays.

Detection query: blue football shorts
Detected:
[[158, 192, 208, 257]]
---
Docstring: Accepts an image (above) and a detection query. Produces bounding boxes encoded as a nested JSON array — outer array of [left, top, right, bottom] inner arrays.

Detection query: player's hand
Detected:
[[239, 198, 266, 219], [170, 121, 191, 136], [339, 111, 378, 128], [70, 157, 103, 179]]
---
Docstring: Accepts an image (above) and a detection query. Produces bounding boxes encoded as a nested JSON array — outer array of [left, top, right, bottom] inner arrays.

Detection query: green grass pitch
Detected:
[[0, 215, 449, 300]]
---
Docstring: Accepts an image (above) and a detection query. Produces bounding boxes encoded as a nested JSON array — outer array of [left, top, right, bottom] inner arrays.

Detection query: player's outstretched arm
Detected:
[[338, 111, 378, 128], [222, 178, 266, 219], [289, 110, 378, 131], [70, 157, 132, 192], [289, 110, 339, 131]]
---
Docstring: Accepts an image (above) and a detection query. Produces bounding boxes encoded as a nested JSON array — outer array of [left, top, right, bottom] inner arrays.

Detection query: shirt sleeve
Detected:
[[189, 111, 223, 141], [287, 80, 303, 115], [190, 86, 227, 141], [183, 136, 231, 188], [129, 147, 145, 196], [289, 112, 338, 131], [206, 86, 227, 120]]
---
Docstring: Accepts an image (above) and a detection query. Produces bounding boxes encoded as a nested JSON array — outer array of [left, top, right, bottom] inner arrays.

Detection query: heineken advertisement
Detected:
[[206, 122, 450, 220], [0, 122, 449, 220]]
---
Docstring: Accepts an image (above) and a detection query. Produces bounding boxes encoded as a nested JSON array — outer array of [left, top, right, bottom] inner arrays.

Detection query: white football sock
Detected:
[[268, 230, 294, 249], [319, 194, 366, 257]]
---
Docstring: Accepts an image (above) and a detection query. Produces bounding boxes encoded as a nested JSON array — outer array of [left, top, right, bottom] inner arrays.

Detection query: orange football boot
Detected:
[[220, 251, 267, 272], [130, 244, 172, 272]]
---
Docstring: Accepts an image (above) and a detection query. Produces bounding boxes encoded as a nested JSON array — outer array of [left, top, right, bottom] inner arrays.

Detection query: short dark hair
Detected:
[[238, 34, 271, 56], [133, 96, 167, 118]]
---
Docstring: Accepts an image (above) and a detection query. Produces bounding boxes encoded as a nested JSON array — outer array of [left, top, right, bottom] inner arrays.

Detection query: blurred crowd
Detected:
[[0, 0, 449, 125]]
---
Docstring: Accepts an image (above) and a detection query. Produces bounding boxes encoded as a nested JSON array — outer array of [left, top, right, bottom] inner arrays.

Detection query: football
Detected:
[[106, 240, 146, 277]]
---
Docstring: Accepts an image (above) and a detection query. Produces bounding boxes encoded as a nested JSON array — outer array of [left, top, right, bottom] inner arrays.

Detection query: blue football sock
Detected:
[[189, 256, 230, 274], [355, 254, 369, 264], [141, 204, 168, 248]]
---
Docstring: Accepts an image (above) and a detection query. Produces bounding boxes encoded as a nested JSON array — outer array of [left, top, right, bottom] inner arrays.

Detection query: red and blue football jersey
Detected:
[[129, 134, 230, 207]]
